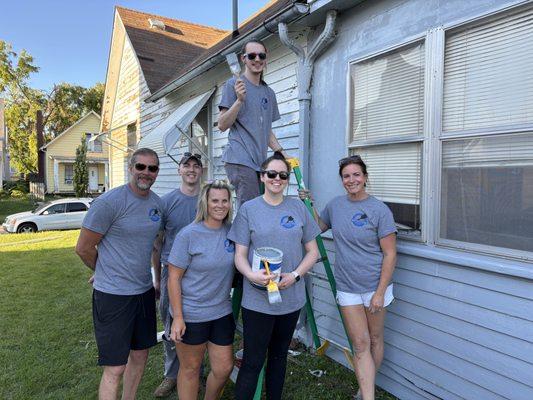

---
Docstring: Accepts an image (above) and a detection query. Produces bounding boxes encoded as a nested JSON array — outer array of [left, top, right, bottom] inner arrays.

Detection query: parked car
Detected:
[[2, 198, 93, 233]]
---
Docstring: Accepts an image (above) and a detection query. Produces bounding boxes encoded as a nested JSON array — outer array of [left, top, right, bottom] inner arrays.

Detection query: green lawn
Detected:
[[0, 229, 396, 400], [0, 197, 37, 222]]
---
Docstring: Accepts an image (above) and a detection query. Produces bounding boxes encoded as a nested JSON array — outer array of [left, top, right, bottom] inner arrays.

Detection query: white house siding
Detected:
[[141, 30, 308, 197], [308, 0, 533, 399], [108, 36, 150, 188]]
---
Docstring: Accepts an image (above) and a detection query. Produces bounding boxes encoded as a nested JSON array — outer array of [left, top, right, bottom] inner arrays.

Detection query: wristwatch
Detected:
[[291, 271, 300, 282]]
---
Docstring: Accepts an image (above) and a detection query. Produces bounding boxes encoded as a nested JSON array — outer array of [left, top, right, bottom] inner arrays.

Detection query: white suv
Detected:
[[2, 198, 93, 233]]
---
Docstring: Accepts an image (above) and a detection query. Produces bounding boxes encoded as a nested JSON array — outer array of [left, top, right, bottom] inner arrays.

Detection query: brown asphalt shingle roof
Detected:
[[116, 6, 228, 93], [154, 0, 296, 96]]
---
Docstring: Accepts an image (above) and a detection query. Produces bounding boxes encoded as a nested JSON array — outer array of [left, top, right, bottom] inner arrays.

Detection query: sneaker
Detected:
[[153, 377, 176, 397]]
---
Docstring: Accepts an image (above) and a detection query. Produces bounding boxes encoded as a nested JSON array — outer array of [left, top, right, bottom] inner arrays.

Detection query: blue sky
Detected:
[[0, 1, 269, 91]]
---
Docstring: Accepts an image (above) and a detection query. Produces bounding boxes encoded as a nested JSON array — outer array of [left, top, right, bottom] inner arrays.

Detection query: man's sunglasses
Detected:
[[262, 170, 289, 180], [245, 52, 267, 61], [134, 163, 159, 173]]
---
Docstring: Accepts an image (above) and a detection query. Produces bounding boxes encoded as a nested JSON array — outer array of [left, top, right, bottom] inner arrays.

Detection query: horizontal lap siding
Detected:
[[109, 39, 145, 188], [142, 31, 307, 197], [310, 238, 533, 399]]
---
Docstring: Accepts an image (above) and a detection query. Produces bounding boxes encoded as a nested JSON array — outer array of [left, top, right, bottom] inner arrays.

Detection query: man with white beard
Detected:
[[76, 148, 164, 400]]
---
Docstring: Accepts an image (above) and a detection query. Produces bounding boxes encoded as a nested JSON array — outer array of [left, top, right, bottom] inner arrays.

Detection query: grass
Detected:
[[0, 196, 37, 222], [0, 228, 397, 400]]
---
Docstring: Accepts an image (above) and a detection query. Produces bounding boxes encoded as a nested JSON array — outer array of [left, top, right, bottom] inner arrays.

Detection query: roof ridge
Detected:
[[115, 6, 228, 33]]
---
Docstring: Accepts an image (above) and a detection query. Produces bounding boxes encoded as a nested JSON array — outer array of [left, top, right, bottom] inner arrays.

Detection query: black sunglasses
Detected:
[[134, 163, 159, 173], [338, 155, 362, 166], [261, 170, 289, 180], [183, 152, 202, 159], [245, 52, 267, 61]]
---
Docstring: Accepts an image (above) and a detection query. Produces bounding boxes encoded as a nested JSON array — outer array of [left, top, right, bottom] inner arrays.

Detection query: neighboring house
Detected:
[[106, 1, 533, 399], [41, 111, 107, 194], [99, 6, 228, 188]]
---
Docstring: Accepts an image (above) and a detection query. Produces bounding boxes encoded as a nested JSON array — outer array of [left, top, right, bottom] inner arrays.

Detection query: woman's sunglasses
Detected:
[[134, 163, 159, 173], [245, 52, 267, 61], [262, 170, 289, 180]]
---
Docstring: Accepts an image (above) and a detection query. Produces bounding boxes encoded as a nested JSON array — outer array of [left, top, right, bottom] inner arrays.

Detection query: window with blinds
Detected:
[[443, 6, 533, 132], [440, 4, 533, 255], [349, 42, 425, 233], [441, 133, 533, 252], [351, 42, 425, 142]]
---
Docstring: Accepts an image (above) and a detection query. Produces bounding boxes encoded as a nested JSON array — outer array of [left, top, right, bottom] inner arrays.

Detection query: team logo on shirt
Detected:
[[261, 97, 269, 109], [351, 212, 368, 227], [149, 208, 161, 222], [224, 239, 235, 253], [280, 215, 296, 229]]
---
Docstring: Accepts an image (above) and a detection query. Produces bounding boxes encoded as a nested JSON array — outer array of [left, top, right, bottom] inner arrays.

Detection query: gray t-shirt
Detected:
[[321, 195, 397, 293], [219, 76, 280, 171], [167, 222, 235, 322], [82, 184, 163, 295], [228, 196, 321, 315], [160, 189, 198, 265]]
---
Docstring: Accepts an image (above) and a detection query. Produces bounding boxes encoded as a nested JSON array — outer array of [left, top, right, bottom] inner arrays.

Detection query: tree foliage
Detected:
[[0, 40, 104, 174], [73, 134, 88, 197]]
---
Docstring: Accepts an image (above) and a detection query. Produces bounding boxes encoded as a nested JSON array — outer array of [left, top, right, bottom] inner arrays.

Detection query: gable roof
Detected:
[[116, 6, 228, 93], [41, 111, 101, 150], [149, 0, 300, 100]]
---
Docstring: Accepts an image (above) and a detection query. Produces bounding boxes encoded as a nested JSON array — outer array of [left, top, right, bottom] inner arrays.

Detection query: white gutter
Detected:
[[145, 2, 309, 103], [278, 9, 337, 182]]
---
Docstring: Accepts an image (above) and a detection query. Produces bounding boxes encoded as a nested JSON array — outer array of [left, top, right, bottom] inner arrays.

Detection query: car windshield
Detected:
[[33, 201, 52, 214]]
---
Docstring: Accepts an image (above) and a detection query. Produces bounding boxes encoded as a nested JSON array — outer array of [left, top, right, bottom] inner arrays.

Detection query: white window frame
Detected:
[[346, 35, 429, 242], [345, 2, 533, 262], [433, 3, 533, 262]]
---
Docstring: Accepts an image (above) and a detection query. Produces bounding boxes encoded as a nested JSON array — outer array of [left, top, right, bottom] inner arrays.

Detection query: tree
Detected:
[[0, 40, 105, 174], [73, 134, 88, 197]]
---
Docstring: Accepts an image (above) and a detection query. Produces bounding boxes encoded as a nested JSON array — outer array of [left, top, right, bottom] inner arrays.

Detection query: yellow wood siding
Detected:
[[44, 113, 107, 193]]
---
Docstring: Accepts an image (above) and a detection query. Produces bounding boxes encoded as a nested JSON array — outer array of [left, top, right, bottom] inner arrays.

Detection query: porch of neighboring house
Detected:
[[47, 157, 108, 194]]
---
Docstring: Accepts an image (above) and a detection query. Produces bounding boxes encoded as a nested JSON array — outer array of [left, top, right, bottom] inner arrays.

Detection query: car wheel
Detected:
[[17, 223, 37, 234]]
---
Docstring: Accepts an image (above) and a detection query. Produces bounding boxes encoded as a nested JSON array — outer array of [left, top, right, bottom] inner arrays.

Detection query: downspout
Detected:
[[278, 10, 337, 183], [146, 2, 309, 102]]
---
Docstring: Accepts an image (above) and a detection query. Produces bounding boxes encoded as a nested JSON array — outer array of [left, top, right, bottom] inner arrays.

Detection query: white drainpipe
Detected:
[[278, 10, 337, 183]]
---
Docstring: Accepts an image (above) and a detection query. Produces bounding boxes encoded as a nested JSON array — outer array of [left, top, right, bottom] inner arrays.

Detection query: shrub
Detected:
[[10, 189, 27, 198]]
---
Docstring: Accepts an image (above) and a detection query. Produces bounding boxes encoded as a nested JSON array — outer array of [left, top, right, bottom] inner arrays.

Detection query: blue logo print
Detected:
[[149, 208, 161, 222], [224, 239, 235, 253], [351, 212, 368, 227], [261, 97, 269, 109], [280, 215, 296, 229]]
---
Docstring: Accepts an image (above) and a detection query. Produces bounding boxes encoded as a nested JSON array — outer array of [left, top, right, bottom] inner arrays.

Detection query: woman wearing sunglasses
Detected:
[[166, 180, 236, 400], [300, 156, 397, 400], [228, 153, 320, 400]]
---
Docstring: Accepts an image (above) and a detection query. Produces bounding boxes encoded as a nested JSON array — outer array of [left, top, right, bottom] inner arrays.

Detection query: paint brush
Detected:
[[263, 259, 282, 304], [225, 53, 241, 78]]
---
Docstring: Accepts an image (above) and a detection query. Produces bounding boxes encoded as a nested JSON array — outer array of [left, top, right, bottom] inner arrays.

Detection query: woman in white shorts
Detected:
[[301, 155, 397, 400]]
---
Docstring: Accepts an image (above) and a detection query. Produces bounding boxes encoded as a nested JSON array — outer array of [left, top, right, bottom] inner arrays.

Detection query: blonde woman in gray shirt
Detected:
[[167, 180, 236, 400]]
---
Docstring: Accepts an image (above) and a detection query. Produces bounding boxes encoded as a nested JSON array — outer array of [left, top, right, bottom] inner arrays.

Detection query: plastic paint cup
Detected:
[[251, 247, 283, 290]]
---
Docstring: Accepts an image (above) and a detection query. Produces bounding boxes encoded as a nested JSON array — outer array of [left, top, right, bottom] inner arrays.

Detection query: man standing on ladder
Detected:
[[152, 153, 203, 398], [218, 39, 287, 209]]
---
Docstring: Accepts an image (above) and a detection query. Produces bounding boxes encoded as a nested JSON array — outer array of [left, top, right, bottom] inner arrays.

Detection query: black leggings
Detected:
[[235, 308, 300, 400]]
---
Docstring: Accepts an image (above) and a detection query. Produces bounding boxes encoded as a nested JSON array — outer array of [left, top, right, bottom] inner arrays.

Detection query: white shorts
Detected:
[[336, 284, 394, 307]]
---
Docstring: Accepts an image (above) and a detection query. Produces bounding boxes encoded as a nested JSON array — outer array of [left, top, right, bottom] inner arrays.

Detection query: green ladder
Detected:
[[288, 158, 355, 366]]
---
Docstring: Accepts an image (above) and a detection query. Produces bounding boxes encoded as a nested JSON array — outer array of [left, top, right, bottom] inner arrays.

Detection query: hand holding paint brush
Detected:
[[263, 259, 282, 304], [225, 53, 246, 103]]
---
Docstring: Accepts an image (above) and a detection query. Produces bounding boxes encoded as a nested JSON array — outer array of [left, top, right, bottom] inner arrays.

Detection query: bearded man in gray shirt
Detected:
[[76, 148, 163, 400], [151, 153, 202, 398]]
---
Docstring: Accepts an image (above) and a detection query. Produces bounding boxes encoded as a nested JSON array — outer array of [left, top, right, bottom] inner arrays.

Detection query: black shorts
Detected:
[[92, 287, 157, 366], [172, 313, 236, 346]]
